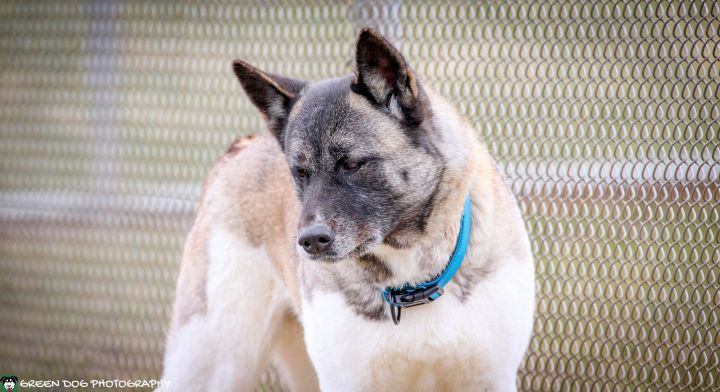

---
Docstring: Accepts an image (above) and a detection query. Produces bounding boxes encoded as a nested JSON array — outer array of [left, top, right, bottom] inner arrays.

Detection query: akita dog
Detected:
[[160, 28, 535, 391]]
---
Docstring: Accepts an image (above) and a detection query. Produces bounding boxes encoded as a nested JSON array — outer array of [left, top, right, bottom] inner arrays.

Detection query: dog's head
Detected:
[[2, 376, 17, 390], [233, 28, 445, 260]]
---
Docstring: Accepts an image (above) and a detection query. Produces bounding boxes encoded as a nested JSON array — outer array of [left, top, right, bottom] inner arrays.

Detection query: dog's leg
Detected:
[[160, 227, 288, 391], [271, 312, 320, 392]]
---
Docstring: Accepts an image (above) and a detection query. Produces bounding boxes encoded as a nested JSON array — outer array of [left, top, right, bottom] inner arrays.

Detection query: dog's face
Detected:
[[233, 29, 444, 260]]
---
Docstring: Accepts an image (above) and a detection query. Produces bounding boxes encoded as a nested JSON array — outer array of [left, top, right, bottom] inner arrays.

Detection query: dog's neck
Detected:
[[370, 93, 479, 288], [371, 175, 472, 288]]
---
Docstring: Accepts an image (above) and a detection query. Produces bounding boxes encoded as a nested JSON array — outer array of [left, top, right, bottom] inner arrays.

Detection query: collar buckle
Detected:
[[384, 285, 444, 325], [386, 285, 444, 308]]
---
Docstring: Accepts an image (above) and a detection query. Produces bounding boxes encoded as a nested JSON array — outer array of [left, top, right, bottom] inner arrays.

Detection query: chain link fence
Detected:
[[1, 1, 718, 391]]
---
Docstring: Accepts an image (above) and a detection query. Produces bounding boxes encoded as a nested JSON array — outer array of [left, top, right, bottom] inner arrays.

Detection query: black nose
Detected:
[[298, 225, 335, 255]]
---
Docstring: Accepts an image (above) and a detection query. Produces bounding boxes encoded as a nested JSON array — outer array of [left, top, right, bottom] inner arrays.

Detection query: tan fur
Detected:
[[167, 135, 261, 342], [162, 133, 317, 391], [168, 133, 302, 329]]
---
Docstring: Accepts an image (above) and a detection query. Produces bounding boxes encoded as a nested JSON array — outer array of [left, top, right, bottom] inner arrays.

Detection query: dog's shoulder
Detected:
[[200, 134, 284, 206], [199, 131, 300, 268]]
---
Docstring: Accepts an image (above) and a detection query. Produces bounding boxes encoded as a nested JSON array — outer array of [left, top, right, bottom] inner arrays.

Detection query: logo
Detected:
[[1, 375, 18, 392]]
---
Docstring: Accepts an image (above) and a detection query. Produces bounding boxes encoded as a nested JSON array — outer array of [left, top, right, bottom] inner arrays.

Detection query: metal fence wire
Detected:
[[1, 1, 718, 391]]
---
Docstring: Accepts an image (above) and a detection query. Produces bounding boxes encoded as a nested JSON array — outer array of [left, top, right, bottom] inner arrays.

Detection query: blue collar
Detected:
[[381, 196, 472, 325]]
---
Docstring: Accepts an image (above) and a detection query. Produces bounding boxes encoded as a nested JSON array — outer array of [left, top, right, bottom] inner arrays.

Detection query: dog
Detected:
[[159, 28, 535, 391], [2, 376, 18, 392]]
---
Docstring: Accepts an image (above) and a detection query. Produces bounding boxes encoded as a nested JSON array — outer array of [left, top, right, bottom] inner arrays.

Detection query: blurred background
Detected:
[[0, 1, 718, 391]]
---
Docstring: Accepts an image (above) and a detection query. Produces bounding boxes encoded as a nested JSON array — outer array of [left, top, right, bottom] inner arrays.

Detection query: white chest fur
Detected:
[[301, 258, 535, 392]]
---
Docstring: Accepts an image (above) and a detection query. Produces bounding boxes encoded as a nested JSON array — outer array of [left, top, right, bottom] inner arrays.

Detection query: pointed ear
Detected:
[[232, 60, 306, 142], [351, 28, 423, 123]]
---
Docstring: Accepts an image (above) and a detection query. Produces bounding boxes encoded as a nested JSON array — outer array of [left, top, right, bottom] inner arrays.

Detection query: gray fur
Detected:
[[328, 254, 392, 320], [282, 75, 445, 265]]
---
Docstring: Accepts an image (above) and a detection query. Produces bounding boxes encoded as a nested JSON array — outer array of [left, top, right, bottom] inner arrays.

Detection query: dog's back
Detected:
[[162, 134, 316, 391]]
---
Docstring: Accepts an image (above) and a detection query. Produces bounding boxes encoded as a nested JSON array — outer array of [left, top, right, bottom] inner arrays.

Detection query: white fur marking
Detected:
[[388, 95, 403, 119], [161, 228, 286, 391]]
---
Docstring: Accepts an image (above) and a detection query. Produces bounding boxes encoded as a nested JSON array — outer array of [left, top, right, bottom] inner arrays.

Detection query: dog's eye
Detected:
[[343, 160, 358, 171], [340, 158, 361, 172], [295, 168, 307, 178]]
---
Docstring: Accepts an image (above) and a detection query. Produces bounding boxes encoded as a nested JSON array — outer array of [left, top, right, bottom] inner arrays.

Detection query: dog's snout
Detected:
[[298, 225, 335, 255]]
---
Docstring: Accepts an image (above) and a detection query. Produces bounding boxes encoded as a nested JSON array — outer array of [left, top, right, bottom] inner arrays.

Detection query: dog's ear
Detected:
[[351, 28, 423, 123], [232, 60, 306, 143]]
